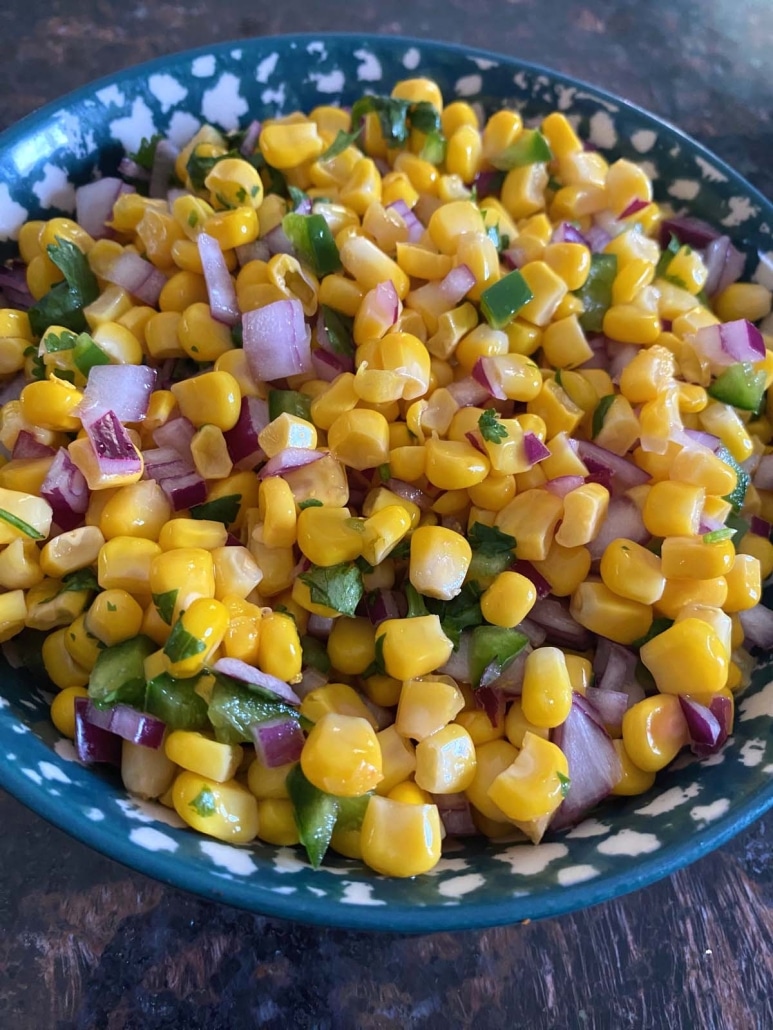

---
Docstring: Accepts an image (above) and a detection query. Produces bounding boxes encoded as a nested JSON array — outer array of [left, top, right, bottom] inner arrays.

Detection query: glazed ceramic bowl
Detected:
[[1, 34, 772, 932]]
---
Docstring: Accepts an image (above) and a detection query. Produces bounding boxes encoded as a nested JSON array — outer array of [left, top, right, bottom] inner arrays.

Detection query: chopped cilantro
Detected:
[[592, 394, 617, 438], [426, 581, 484, 649], [286, 764, 339, 869], [28, 238, 100, 337], [299, 562, 364, 617], [319, 128, 362, 161], [468, 523, 516, 557], [0, 508, 44, 541], [189, 786, 217, 818], [152, 589, 178, 625], [189, 493, 242, 526], [405, 583, 429, 619], [378, 463, 391, 483], [362, 633, 386, 679], [478, 408, 508, 444], [319, 305, 355, 357], [163, 619, 207, 664], [299, 498, 323, 510], [129, 134, 163, 172], [557, 771, 571, 799]]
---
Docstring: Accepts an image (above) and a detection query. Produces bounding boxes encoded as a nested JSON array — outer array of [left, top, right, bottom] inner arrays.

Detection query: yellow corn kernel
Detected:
[[424, 437, 490, 490], [361, 504, 412, 566], [258, 477, 298, 551], [62, 612, 102, 671], [170, 370, 241, 431], [444, 124, 482, 183], [42, 627, 89, 687], [603, 303, 661, 345], [531, 542, 591, 597], [256, 609, 302, 682], [394, 674, 464, 741], [723, 554, 762, 612], [221, 596, 261, 664], [467, 474, 516, 513], [605, 158, 653, 215], [738, 533, 773, 580], [177, 302, 234, 362], [455, 706, 505, 747], [295, 506, 362, 567], [499, 162, 548, 221], [374, 724, 417, 796], [211, 545, 261, 601], [360, 795, 441, 877], [409, 525, 472, 601], [173, 771, 259, 843], [669, 446, 737, 497], [376, 615, 454, 681], [599, 538, 665, 605], [300, 682, 376, 728], [487, 731, 569, 822], [327, 409, 390, 471], [301, 713, 382, 796], [259, 121, 323, 168], [517, 261, 568, 328], [495, 488, 563, 562], [158, 270, 209, 313], [98, 480, 170, 542], [414, 724, 477, 794], [520, 647, 574, 729], [150, 547, 215, 623], [464, 739, 518, 821], [339, 234, 410, 299], [641, 618, 728, 695], [714, 282, 772, 324], [655, 576, 728, 620], [144, 311, 184, 359], [660, 536, 735, 580], [97, 536, 160, 594], [553, 483, 609, 549], [642, 480, 705, 538], [158, 519, 227, 552], [246, 756, 294, 801], [339, 158, 383, 216], [621, 694, 689, 772], [85, 588, 143, 646], [19, 378, 83, 433], [526, 378, 584, 439], [570, 580, 653, 645], [0, 538, 43, 590], [326, 618, 376, 677], [165, 598, 228, 679], [253, 798, 298, 846], [610, 738, 657, 795], [38, 526, 103, 580], [386, 781, 431, 806], [504, 699, 550, 749], [50, 685, 89, 737], [541, 314, 593, 369], [480, 571, 536, 628], [249, 538, 296, 597]]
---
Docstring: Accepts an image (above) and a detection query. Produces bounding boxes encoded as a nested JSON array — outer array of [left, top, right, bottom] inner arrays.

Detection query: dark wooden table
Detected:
[[1, 3, 772, 1027]]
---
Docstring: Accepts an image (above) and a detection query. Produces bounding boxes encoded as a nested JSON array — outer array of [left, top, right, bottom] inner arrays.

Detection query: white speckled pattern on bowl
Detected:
[[1, 34, 772, 931]]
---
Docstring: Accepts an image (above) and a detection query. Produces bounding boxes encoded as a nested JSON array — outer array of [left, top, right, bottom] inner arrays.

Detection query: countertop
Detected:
[[0, 2, 772, 1028]]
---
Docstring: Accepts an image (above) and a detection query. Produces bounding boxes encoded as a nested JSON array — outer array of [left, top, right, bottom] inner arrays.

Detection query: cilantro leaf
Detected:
[[351, 95, 412, 146], [28, 238, 100, 337], [153, 589, 178, 625], [299, 498, 323, 510], [163, 619, 207, 664], [426, 581, 484, 649], [592, 394, 616, 438], [60, 568, 100, 594], [557, 771, 571, 799], [655, 233, 681, 280], [301, 634, 331, 675], [468, 523, 516, 557], [129, 134, 163, 171], [299, 562, 363, 617], [43, 329, 77, 353], [478, 408, 508, 444], [405, 583, 429, 618], [319, 128, 362, 161], [23, 344, 46, 381], [189, 786, 217, 818], [288, 185, 309, 210], [189, 494, 242, 526], [362, 633, 386, 679], [0, 508, 44, 541]]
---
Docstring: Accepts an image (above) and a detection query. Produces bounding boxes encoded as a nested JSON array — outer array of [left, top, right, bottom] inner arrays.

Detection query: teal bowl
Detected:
[[1, 34, 772, 932]]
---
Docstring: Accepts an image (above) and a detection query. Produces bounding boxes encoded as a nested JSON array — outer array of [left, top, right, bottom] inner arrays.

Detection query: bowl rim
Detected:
[[1, 31, 772, 932]]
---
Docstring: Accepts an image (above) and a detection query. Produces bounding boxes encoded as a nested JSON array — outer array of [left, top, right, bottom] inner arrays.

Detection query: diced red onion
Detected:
[[312, 346, 352, 381], [465, 430, 487, 455], [753, 454, 773, 491], [306, 614, 334, 640], [593, 637, 638, 693], [0, 263, 34, 310], [608, 342, 640, 384], [575, 439, 649, 493], [198, 232, 240, 327], [475, 685, 506, 725], [153, 415, 196, 456], [584, 225, 612, 253], [40, 448, 90, 531], [550, 693, 623, 830], [472, 356, 507, 400], [83, 410, 142, 479], [438, 632, 472, 681], [386, 199, 424, 242], [85, 700, 166, 748], [587, 495, 649, 561], [294, 665, 329, 699], [12, 431, 55, 460], [529, 597, 592, 650], [79, 364, 157, 425], [75, 177, 126, 239], [678, 696, 724, 757], [433, 793, 478, 836], [511, 560, 551, 599], [365, 589, 407, 625], [223, 396, 269, 465], [104, 250, 167, 306], [682, 428, 720, 451], [693, 319, 765, 372], [551, 221, 587, 245], [438, 264, 476, 306], [703, 236, 746, 297], [445, 376, 492, 408], [471, 169, 502, 200], [118, 156, 149, 182], [545, 474, 585, 498], [502, 246, 528, 270], [240, 119, 262, 157], [259, 447, 323, 479], [580, 334, 611, 371], [143, 446, 195, 482], [384, 478, 433, 511], [619, 198, 650, 220], [212, 657, 301, 705], [251, 717, 305, 767], [517, 618, 547, 648], [149, 139, 179, 200], [523, 432, 551, 466], [491, 643, 532, 696], [160, 470, 208, 510], [739, 605, 773, 649], [263, 224, 294, 257], [584, 686, 631, 730], [750, 515, 771, 539], [243, 298, 312, 382], [659, 215, 720, 250], [74, 697, 122, 766], [235, 240, 271, 265]]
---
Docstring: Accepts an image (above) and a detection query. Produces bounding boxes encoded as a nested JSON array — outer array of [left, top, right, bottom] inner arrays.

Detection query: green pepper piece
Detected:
[[707, 362, 767, 412], [206, 675, 303, 744], [575, 253, 617, 333], [281, 212, 342, 277], [88, 634, 156, 709], [145, 672, 210, 731], [268, 388, 313, 422], [286, 764, 339, 869], [469, 625, 529, 689], [490, 129, 552, 171], [716, 444, 750, 513], [480, 269, 533, 330], [72, 332, 111, 376]]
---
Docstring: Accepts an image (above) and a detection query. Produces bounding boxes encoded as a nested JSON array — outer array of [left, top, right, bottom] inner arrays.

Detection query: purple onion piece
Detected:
[[85, 701, 166, 748], [251, 717, 305, 767], [74, 698, 122, 766], [212, 657, 301, 705]]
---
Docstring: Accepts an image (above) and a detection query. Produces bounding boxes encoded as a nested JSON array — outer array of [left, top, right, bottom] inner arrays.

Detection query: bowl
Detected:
[[1, 33, 772, 932]]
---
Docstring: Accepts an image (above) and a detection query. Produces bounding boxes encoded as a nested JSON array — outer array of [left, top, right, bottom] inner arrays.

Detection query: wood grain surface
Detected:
[[0, 1, 771, 1027]]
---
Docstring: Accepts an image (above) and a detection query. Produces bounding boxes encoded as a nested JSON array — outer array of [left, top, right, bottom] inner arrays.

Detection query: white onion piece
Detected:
[[243, 298, 312, 382], [198, 231, 240, 326]]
